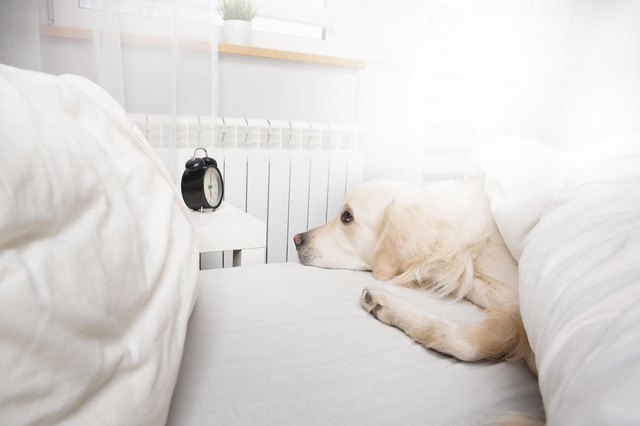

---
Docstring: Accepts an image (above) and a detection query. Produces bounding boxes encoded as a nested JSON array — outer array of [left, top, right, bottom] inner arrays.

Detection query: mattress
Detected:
[[167, 263, 542, 425]]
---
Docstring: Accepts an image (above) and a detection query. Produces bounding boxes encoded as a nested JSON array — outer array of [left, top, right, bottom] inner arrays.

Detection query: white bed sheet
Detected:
[[167, 263, 542, 425]]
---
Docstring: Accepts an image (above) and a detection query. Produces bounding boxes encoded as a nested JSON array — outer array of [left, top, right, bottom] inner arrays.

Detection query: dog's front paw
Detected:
[[360, 288, 390, 323]]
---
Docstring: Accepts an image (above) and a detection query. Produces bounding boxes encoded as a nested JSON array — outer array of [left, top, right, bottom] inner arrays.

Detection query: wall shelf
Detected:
[[219, 43, 365, 70], [40, 25, 365, 70]]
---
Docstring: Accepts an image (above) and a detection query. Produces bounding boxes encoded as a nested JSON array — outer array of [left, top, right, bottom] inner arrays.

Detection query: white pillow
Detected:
[[466, 137, 566, 261], [518, 136, 640, 424], [0, 65, 198, 425]]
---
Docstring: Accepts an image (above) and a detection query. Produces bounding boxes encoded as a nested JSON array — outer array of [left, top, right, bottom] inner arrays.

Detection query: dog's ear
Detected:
[[372, 199, 435, 281]]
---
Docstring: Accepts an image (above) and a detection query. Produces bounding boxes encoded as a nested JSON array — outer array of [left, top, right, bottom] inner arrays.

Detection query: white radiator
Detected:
[[129, 114, 364, 265]]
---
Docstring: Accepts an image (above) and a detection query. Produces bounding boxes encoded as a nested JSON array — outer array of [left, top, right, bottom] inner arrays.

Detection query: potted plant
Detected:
[[218, 0, 259, 45]]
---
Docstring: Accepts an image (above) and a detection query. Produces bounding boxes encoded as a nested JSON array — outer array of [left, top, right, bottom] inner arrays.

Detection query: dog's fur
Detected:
[[294, 179, 536, 373]]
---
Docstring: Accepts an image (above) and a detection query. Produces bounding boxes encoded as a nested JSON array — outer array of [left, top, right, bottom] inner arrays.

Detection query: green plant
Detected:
[[218, 0, 259, 22]]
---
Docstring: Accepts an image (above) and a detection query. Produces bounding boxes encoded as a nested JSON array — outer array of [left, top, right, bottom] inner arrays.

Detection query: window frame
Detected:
[[47, 0, 352, 57]]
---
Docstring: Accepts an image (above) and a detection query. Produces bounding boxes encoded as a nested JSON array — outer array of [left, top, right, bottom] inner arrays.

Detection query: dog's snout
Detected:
[[293, 232, 305, 249]]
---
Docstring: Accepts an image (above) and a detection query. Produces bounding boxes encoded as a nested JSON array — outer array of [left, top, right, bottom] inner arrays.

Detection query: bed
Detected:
[[166, 263, 541, 425], [1, 64, 639, 426]]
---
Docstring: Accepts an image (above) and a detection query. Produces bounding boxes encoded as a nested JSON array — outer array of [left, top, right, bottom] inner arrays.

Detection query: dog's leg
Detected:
[[465, 277, 513, 309], [360, 288, 525, 364]]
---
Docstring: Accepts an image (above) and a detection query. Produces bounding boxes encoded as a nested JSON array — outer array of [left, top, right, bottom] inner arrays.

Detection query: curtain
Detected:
[[0, 0, 220, 183], [3, 0, 639, 186], [354, 0, 640, 183]]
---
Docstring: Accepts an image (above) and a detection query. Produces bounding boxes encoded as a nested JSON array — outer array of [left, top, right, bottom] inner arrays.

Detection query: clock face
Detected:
[[203, 167, 222, 207]]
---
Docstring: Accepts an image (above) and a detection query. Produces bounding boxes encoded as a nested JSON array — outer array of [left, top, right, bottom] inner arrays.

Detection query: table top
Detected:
[[188, 202, 266, 253], [189, 202, 263, 228]]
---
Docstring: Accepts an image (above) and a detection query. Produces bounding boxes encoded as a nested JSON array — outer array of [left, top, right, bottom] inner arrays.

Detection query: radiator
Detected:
[[129, 114, 364, 265]]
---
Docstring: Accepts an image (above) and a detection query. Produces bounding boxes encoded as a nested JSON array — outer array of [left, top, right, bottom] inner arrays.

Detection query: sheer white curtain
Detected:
[[518, 0, 640, 151], [354, 0, 640, 183], [0, 0, 220, 182]]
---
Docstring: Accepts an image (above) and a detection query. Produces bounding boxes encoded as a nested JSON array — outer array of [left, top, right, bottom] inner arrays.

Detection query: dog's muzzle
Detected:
[[293, 231, 317, 265]]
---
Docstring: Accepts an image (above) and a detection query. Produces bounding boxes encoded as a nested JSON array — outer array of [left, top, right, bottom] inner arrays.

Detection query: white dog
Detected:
[[293, 180, 536, 373]]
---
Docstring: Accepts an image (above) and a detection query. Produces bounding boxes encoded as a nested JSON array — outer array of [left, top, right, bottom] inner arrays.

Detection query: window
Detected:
[[60, 0, 349, 56], [251, 17, 324, 40], [234, 0, 347, 55], [50, 0, 213, 40]]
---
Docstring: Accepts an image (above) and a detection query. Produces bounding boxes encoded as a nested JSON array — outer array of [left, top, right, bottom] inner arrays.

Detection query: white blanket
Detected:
[[470, 136, 640, 424], [0, 65, 198, 425]]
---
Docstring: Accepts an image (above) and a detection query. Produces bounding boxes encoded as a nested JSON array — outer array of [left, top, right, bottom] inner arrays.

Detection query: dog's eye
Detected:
[[340, 210, 353, 224]]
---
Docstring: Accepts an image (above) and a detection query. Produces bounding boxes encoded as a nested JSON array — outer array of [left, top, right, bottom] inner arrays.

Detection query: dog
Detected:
[[293, 179, 536, 373]]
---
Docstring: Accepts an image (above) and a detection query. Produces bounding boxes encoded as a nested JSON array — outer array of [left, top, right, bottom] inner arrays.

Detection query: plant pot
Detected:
[[223, 19, 251, 45]]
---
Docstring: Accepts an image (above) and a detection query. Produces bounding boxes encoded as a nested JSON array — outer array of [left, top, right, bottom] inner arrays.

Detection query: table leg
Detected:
[[232, 249, 241, 267], [232, 248, 265, 267]]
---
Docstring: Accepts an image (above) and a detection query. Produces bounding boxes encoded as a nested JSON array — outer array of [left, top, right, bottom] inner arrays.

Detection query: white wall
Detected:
[[219, 55, 357, 123], [36, 36, 358, 124]]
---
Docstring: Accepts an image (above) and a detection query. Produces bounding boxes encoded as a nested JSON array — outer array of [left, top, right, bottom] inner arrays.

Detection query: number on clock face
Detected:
[[203, 167, 220, 206]]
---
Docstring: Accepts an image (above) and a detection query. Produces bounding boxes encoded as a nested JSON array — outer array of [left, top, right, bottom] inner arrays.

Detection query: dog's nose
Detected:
[[293, 232, 305, 249]]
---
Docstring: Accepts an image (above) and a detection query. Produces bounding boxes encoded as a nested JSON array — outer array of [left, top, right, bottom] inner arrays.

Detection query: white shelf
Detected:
[[189, 202, 266, 267]]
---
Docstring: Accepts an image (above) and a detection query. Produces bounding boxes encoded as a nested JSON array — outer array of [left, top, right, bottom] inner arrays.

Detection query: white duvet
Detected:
[[0, 65, 198, 425], [470, 136, 640, 425]]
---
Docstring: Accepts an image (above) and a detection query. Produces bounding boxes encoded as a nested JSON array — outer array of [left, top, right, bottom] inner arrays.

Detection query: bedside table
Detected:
[[189, 203, 266, 269]]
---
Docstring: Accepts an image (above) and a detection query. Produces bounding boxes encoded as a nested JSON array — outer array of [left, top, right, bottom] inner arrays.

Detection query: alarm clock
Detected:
[[181, 147, 224, 211]]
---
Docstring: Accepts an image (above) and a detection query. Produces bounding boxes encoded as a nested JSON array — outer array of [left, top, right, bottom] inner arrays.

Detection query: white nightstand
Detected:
[[189, 203, 266, 269]]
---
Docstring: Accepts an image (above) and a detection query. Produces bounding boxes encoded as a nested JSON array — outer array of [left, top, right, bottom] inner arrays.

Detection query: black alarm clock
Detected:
[[181, 147, 224, 211]]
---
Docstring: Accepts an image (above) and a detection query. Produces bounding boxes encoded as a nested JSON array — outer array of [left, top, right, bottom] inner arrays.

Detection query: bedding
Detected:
[[470, 136, 640, 424], [167, 263, 542, 425], [520, 138, 640, 425], [0, 64, 198, 425], [466, 137, 566, 261]]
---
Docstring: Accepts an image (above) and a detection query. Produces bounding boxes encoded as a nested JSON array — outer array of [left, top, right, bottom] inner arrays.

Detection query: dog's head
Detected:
[[293, 180, 425, 280]]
